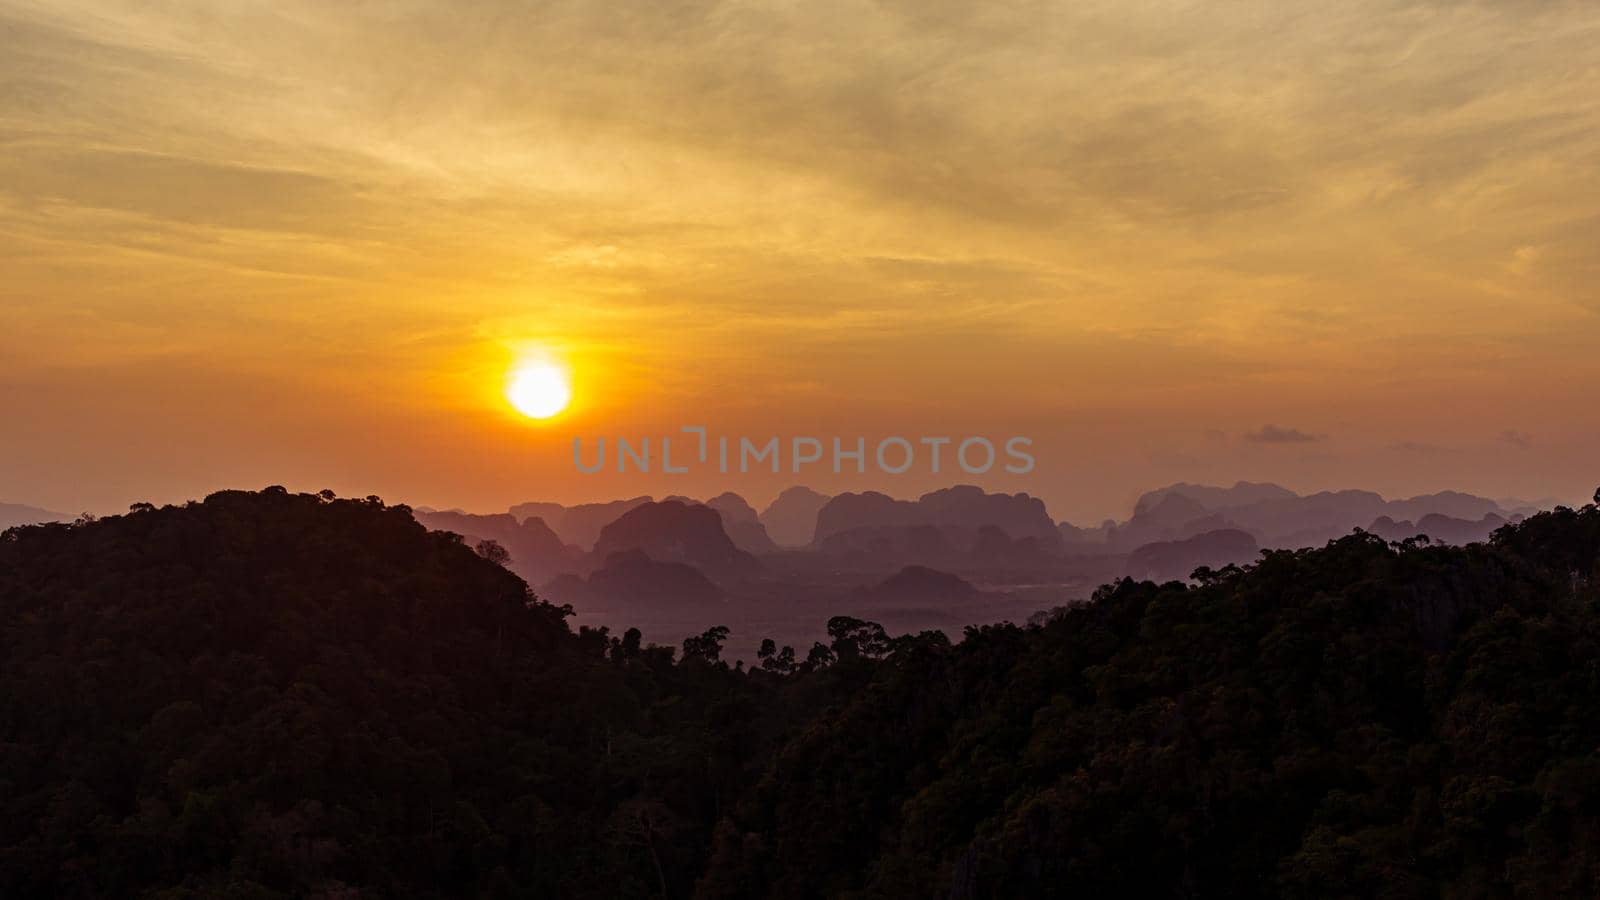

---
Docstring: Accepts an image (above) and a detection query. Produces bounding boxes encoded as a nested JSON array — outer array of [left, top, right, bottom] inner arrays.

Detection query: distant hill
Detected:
[[0, 488, 723, 897], [3, 486, 1600, 897], [854, 565, 982, 606], [591, 499, 762, 576], [1115, 482, 1521, 550], [543, 548, 726, 612], [760, 486, 831, 547], [701, 499, 1600, 898], [0, 502, 67, 530], [1368, 512, 1512, 546], [1133, 481, 1299, 514], [812, 485, 1061, 550], [1124, 528, 1260, 582], [413, 507, 584, 582], [508, 495, 653, 548], [705, 491, 780, 554]]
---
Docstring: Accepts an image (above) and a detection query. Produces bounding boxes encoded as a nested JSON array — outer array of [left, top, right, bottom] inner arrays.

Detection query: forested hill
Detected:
[[0, 489, 776, 898], [3, 488, 1600, 898]]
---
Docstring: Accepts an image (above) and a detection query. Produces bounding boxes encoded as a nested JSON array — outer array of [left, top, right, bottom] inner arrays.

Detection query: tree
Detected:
[[761, 644, 797, 675], [826, 616, 889, 660], [804, 642, 835, 671], [612, 627, 643, 660], [682, 625, 731, 662], [475, 539, 511, 567]]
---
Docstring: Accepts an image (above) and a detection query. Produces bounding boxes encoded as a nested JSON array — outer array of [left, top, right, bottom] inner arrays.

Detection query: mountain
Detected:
[[811, 491, 924, 543], [916, 485, 1062, 547], [0, 488, 766, 897], [853, 565, 982, 606], [1132, 480, 1298, 514], [4, 485, 1600, 897], [705, 491, 758, 523], [1499, 496, 1566, 517], [705, 492, 780, 554], [1368, 512, 1510, 546], [1124, 528, 1260, 581], [759, 486, 831, 547], [812, 485, 1061, 549], [700, 499, 1600, 898], [1124, 483, 1520, 550], [542, 549, 725, 611], [1387, 490, 1505, 522], [591, 499, 762, 576], [1110, 490, 1221, 548], [0, 502, 68, 530], [413, 508, 584, 582], [508, 495, 653, 549]]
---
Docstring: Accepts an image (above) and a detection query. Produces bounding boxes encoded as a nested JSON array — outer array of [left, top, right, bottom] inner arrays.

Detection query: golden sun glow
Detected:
[[506, 360, 572, 420]]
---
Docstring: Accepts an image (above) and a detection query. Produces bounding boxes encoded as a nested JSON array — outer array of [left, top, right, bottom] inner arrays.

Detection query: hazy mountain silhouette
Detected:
[[0, 502, 67, 530], [591, 499, 763, 576], [542, 548, 726, 611], [812, 491, 924, 542], [1105, 482, 1522, 551], [1107, 490, 1222, 548], [813, 485, 1061, 550], [816, 523, 960, 567], [854, 565, 983, 606], [508, 495, 653, 548], [1368, 512, 1512, 546], [1133, 480, 1298, 513], [759, 485, 831, 547], [5, 486, 1600, 897], [1125, 528, 1260, 581], [1385, 490, 1505, 522], [705, 491, 780, 555], [413, 508, 583, 582], [917, 485, 1062, 546]]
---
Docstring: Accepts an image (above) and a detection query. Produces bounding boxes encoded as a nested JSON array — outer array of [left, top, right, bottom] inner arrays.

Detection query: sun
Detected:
[[506, 360, 572, 419]]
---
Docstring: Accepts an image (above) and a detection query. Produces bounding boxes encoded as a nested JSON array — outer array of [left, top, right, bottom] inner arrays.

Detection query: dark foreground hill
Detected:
[[4, 488, 1600, 898], [0, 489, 775, 899]]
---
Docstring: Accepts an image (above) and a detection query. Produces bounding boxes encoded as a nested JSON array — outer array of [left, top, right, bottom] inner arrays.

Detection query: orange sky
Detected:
[[3, 0, 1598, 523]]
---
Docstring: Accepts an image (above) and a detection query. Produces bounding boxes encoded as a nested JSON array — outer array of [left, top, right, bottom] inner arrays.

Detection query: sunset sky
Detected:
[[3, 0, 1598, 523]]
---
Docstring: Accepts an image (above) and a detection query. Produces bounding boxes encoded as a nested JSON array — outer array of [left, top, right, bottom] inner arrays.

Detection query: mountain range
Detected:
[[5, 486, 1599, 896], [390, 480, 1575, 663]]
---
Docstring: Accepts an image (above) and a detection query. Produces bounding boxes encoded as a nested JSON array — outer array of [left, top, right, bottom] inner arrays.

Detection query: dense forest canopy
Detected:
[[3, 487, 1599, 897]]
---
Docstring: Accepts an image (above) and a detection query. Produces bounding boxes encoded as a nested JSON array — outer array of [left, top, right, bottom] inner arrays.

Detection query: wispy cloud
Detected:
[[1246, 425, 1323, 444], [1391, 440, 1455, 454], [0, 0, 1597, 515]]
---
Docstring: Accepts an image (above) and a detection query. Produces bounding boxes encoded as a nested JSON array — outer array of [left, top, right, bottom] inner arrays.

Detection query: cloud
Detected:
[[1246, 424, 1323, 444], [1500, 430, 1532, 448], [0, 147, 367, 232], [1391, 440, 1455, 454]]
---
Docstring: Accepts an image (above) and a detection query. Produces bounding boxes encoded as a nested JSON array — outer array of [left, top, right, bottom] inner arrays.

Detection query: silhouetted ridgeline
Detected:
[[3, 487, 1600, 897]]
